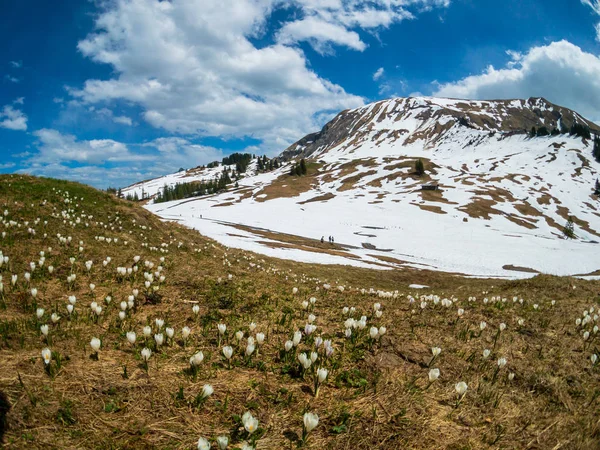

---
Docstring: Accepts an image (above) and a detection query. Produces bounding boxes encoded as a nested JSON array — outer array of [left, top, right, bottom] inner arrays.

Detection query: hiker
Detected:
[[321, 236, 324, 243], [331, 236, 335, 244]]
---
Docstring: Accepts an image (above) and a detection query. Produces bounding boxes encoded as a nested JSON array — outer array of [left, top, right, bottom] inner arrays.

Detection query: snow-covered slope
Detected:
[[140, 96, 600, 278], [122, 159, 261, 199]]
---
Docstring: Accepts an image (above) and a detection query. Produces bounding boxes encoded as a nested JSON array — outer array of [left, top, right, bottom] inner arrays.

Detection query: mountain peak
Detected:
[[280, 96, 599, 161]]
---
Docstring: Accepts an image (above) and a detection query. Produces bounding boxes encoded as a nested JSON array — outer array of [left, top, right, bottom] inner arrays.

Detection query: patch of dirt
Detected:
[[411, 203, 447, 214], [297, 193, 336, 204], [502, 265, 540, 274]]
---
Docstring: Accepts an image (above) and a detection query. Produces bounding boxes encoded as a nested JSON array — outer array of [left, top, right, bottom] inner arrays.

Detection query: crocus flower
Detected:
[[36, 308, 45, 319], [197, 437, 210, 450], [455, 381, 468, 396], [141, 347, 152, 361], [154, 333, 164, 347], [216, 436, 229, 449], [303, 412, 319, 433], [127, 331, 136, 345], [428, 368, 440, 382], [41, 348, 52, 365], [200, 384, 213, 399], [369, 327, 379, 339], [242, 412, 258, 434], [218, 323, 227, 335], [293, 331, 302, 346], [40, 324, 49, 336], [223, 346, 233, 360]]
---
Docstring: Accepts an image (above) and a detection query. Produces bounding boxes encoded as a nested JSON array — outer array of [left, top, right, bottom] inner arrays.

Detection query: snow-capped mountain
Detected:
[[134, 96, 600, 278]]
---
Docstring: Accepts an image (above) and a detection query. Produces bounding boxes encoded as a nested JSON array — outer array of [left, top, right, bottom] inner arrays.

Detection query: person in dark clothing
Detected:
[[320, 236, 324, 243]]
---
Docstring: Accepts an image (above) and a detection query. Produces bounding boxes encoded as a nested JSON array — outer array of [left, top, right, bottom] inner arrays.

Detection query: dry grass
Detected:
[[1, 175, 600, 449]]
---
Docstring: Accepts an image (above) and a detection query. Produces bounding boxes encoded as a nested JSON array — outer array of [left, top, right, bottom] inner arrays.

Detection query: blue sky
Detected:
[[2, 0, 600, 188]]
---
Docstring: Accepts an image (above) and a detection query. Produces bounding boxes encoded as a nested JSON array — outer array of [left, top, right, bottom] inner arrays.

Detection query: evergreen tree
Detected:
[[117, 188, 123, 198], [595, 179, 600, 195], [415, 159, 425, 176], [289, 164, 297, 176], [593, 136, 600, 163], [134, 192, 139, 201], [536, 126, 549, 137], [300, 158, 307, 175], [551, 128, 560, 136], [295, 164, 302, 176], [530, 126, 537, 138], [563, 216, 576, 239]]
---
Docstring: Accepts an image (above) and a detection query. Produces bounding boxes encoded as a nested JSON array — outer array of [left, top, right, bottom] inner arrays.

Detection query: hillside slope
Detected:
[[143, 97, 600, 278], [1, 175, 600, 449]]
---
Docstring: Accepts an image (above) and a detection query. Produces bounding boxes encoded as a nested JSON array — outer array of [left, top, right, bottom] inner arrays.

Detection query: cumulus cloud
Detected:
[[0, 103, 28, 131], [70, 0, 449, 155], [31, 129, 145, 164], [20, 131, 230, 188], [373, 67, 385, 81], [433, 40, 600, 123]]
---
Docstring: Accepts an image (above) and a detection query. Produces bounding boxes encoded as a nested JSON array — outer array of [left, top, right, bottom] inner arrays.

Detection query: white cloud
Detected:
[[13, 97, 24, 105], [94, 107, 133, 126], [277, 0, 448, 52], [70, 0, 449, 155], [4, 75, 20, 83], [373, 67, 385, 81], [0, 103, 28, 131], [9, 60, 22, 68], [433, 40, 600, 123], [581, 1, 600, 40], [19, 131, 229, 188], [31, 129, 145, 164]]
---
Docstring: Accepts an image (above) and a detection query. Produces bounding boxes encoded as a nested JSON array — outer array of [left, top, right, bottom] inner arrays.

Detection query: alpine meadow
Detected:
[[2, 1, 600, 449]]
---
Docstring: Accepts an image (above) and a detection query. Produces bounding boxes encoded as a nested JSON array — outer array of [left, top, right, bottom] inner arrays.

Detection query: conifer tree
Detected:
[[563, 216, 576, 239], [415, 159, 425, 177], [300, 158, 307, 175]]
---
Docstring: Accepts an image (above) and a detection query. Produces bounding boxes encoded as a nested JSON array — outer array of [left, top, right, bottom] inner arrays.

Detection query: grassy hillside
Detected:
[[0, 174, 599, 449]]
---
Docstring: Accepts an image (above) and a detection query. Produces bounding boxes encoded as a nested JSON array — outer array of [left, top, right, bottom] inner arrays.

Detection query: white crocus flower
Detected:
[[216, 435, 229, 450], [90, 337, 101, 352], [197, 437, 210, 450], [428, 368, 440, 382], [303, 412, 319, 433], [41, 348, 52, 365], [455, 381, 468, 396]]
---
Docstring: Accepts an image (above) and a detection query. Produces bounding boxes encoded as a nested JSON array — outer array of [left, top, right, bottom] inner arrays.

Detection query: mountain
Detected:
[[129, 96, 600, 278]]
